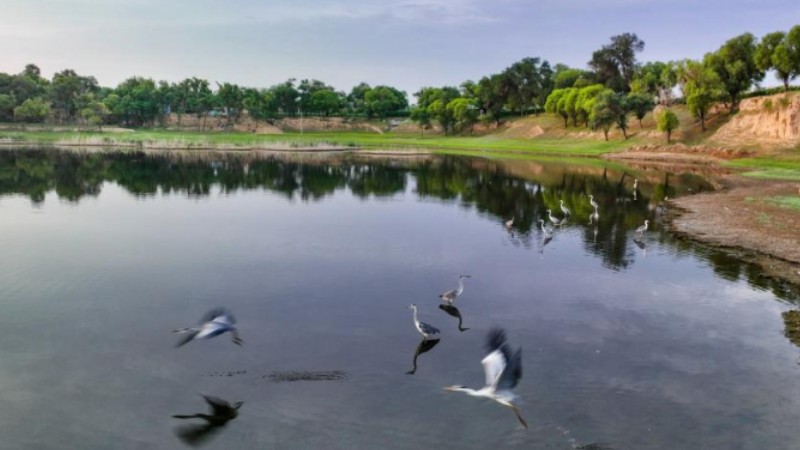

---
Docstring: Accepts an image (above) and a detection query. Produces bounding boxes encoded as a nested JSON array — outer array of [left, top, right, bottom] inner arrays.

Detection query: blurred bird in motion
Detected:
[[173, 308, 243, 348], [444, 328, 527, 429], [172, 394, 243, 447]]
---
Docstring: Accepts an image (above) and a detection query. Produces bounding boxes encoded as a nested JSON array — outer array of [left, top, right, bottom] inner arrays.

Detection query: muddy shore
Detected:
[[668, 175, 800, 286]]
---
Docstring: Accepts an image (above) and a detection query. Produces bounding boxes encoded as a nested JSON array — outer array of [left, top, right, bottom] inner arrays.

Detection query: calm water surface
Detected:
[[1, 149, 799, 450]]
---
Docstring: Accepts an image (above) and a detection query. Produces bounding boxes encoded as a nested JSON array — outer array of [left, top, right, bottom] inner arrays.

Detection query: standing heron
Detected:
[[439, 275, 471, 304], [588, 195, 599, 211], [559, 200, 571, 217], [633, 178, 639, 191], [409, 304, 440, 340], [547, 209, 562, 226], [635, 220, 649, 236], [505, 218, 514, 230], [173, 308, 243, 348], [444, 328, 527, 429]]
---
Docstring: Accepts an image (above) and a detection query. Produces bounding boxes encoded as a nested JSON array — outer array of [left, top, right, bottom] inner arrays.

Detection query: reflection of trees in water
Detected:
[[782, 310, 800, 349], [1, 149, 796, 303]]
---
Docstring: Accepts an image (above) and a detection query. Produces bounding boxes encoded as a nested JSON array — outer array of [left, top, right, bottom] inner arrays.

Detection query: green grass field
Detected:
[[726, 155, 800, 180]]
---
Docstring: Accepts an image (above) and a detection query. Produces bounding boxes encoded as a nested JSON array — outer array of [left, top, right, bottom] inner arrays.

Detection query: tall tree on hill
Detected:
[[703, 33, 764, 111], [678, 60, 723, 131], [625, 92, 655, 129], [589, 33, 645, 92]]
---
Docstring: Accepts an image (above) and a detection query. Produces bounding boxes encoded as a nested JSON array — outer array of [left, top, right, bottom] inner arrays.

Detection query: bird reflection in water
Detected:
[[439, 303, 470, 332], [406, 337, 441, 375], [172, 394, 243, 447], [633, 236, 647, 256]]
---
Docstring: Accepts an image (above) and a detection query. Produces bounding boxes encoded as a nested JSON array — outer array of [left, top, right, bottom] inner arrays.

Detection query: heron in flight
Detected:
[[439, 275, 471, 304], [444, 328, 527, 429], [547, 209, 562, 226], [559, 200, 571, 217], [409, 304, 440, 340], [173, 308, 243, 348], [635, 220, 649, 236]]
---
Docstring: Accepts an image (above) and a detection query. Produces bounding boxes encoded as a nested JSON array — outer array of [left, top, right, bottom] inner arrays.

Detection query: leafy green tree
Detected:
[[409, 106, 432, 135], [630, 61, 670, 96], [589, 33, 645, 92], [679, 60, 723, 131], [576, 84, 605, 127], [427, 99, 454, 135], [50, 69, 99, 123], [347, 82, 371, 115], [625, 92, 655, 129], [216, 82, 244, 126], [544, 88, 570, 127], [703, 33, 764, 111], [475, 74, 509, 125], [757, 27, 800, 90], [81, 101, 110, 130], [591, 90, 629, 140], [242, 88, 277, 121], [563, 88, 581, 127], [270, 80, 300, 115], [0, 93, 14, 121], [446, 98, 479, 134], [501, 57, 553, 114], [656, 108, 679, 143], [364, 86, 407, 118], [14, 97, 50, 125], [113, 77, 160, 126], [553, 67, 585, 89]]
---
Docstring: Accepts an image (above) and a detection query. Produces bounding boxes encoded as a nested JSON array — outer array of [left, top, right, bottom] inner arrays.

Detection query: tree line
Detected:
[[1, 25, 799, 135]]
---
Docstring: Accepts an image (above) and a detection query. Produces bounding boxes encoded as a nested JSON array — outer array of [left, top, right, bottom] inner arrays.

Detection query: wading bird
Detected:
[[505, 218, 514, 229], [588, 195, 599, 211], [444, 328, 527, 429], [635, 220, 649, 236], [633, 178, 638, 191], [559, 200, 571, 217], [547, 209, 562, 226], [409, 304, 440, 340], [538, 219, 554, 235], [173, 308, 243, 348], [439, 275, 471, 304]]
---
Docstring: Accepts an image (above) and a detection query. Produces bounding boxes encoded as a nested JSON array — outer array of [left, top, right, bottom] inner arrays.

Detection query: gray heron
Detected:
[[559, 200, 571, 217], [409, 304, 440, 340], [444, 328, 527, 429], [439, 275, 471, 304], [547, 209, 562, 226], [173, 308, 243, 348], [635, 220, 649, 236]]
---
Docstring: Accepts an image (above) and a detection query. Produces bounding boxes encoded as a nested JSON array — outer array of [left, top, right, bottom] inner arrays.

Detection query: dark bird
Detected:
[[439, 303, 470, 332], [172, 395, 244, 447], [173, 308, 243, 348], [444, 328, 527, 429], [406, 338, 441, 375]]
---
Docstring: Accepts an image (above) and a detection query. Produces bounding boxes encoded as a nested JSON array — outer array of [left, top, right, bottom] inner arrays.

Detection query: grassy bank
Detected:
[[725, 155, 800, 180], [0, 129, 638, 157]]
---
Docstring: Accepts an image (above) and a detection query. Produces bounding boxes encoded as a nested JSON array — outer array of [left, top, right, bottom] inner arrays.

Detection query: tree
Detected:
[[589, 33, 645, 92], [409, 106, 432, 135], [50, 69, 99, 123], [625, 92, 655, 129], [81, 101, 110, 130], [113, 77, 160, 126], [562, 88, 581, 127], [576, 84, 605, 127], [679, 60, 723, 131], [364, 86, 407, 118], [544, 88, 570, 127], [347, 82, 371, 115], [703, 33, 764, 111], [446, 98, 479, 134], [0, 93, 14, 121], [501, 57, 553, 115], [553, 67, 585, 89], [656, 108, 679, 143], [270, 80, 300, 115], [631, 61, 670, 96], [14, 97, 51, 125], [757, 27, 800, 91], [216, 82, 243, 126], [591, 90, 628, 140]]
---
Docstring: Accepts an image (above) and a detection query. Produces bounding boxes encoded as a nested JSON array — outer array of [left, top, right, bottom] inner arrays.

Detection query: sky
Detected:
[[1, 0, 799, 94]]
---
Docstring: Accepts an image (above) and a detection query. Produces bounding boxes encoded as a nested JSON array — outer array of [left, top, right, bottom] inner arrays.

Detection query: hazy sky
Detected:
[[2, 0, 798, 94]]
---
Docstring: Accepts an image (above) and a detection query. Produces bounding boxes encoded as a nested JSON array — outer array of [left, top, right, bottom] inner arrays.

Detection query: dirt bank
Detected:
[[668, 175, 800, 285], [604, 143, 751, 165], [709, 91, 800, 149]]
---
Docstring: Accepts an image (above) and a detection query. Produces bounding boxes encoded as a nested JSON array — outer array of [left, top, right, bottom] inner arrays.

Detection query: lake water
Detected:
[[1, 149, 799, 450]]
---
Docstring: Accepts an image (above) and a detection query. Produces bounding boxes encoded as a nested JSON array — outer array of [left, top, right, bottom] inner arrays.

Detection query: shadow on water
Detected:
[[406, 338, 441, 375], [172, 394, 243, 447], [438, 304, 469, 332]]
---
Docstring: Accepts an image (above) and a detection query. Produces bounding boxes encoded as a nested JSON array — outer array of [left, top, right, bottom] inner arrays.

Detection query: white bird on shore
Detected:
[[409, 304, 440, 340], [635, 220, 649, 236], [588, 194, 599, 211], [547, 209, 562, 226], [173, 308, 243, 348], [505, 218, 514, 229], [444, 328, 527, 429], [559, 200, 571, 217], [633, 178, 639, 191]]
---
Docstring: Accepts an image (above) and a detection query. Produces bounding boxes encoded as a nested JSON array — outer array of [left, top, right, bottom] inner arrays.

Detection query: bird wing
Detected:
[[174, 329, 200, 348], [201, 308, 236, 326], [481, 350, 507, 389], [440, 289, 456, 299], [419, 321, 440, 335], [496, 347, 522, 390], [202, 395, 232, 415]]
